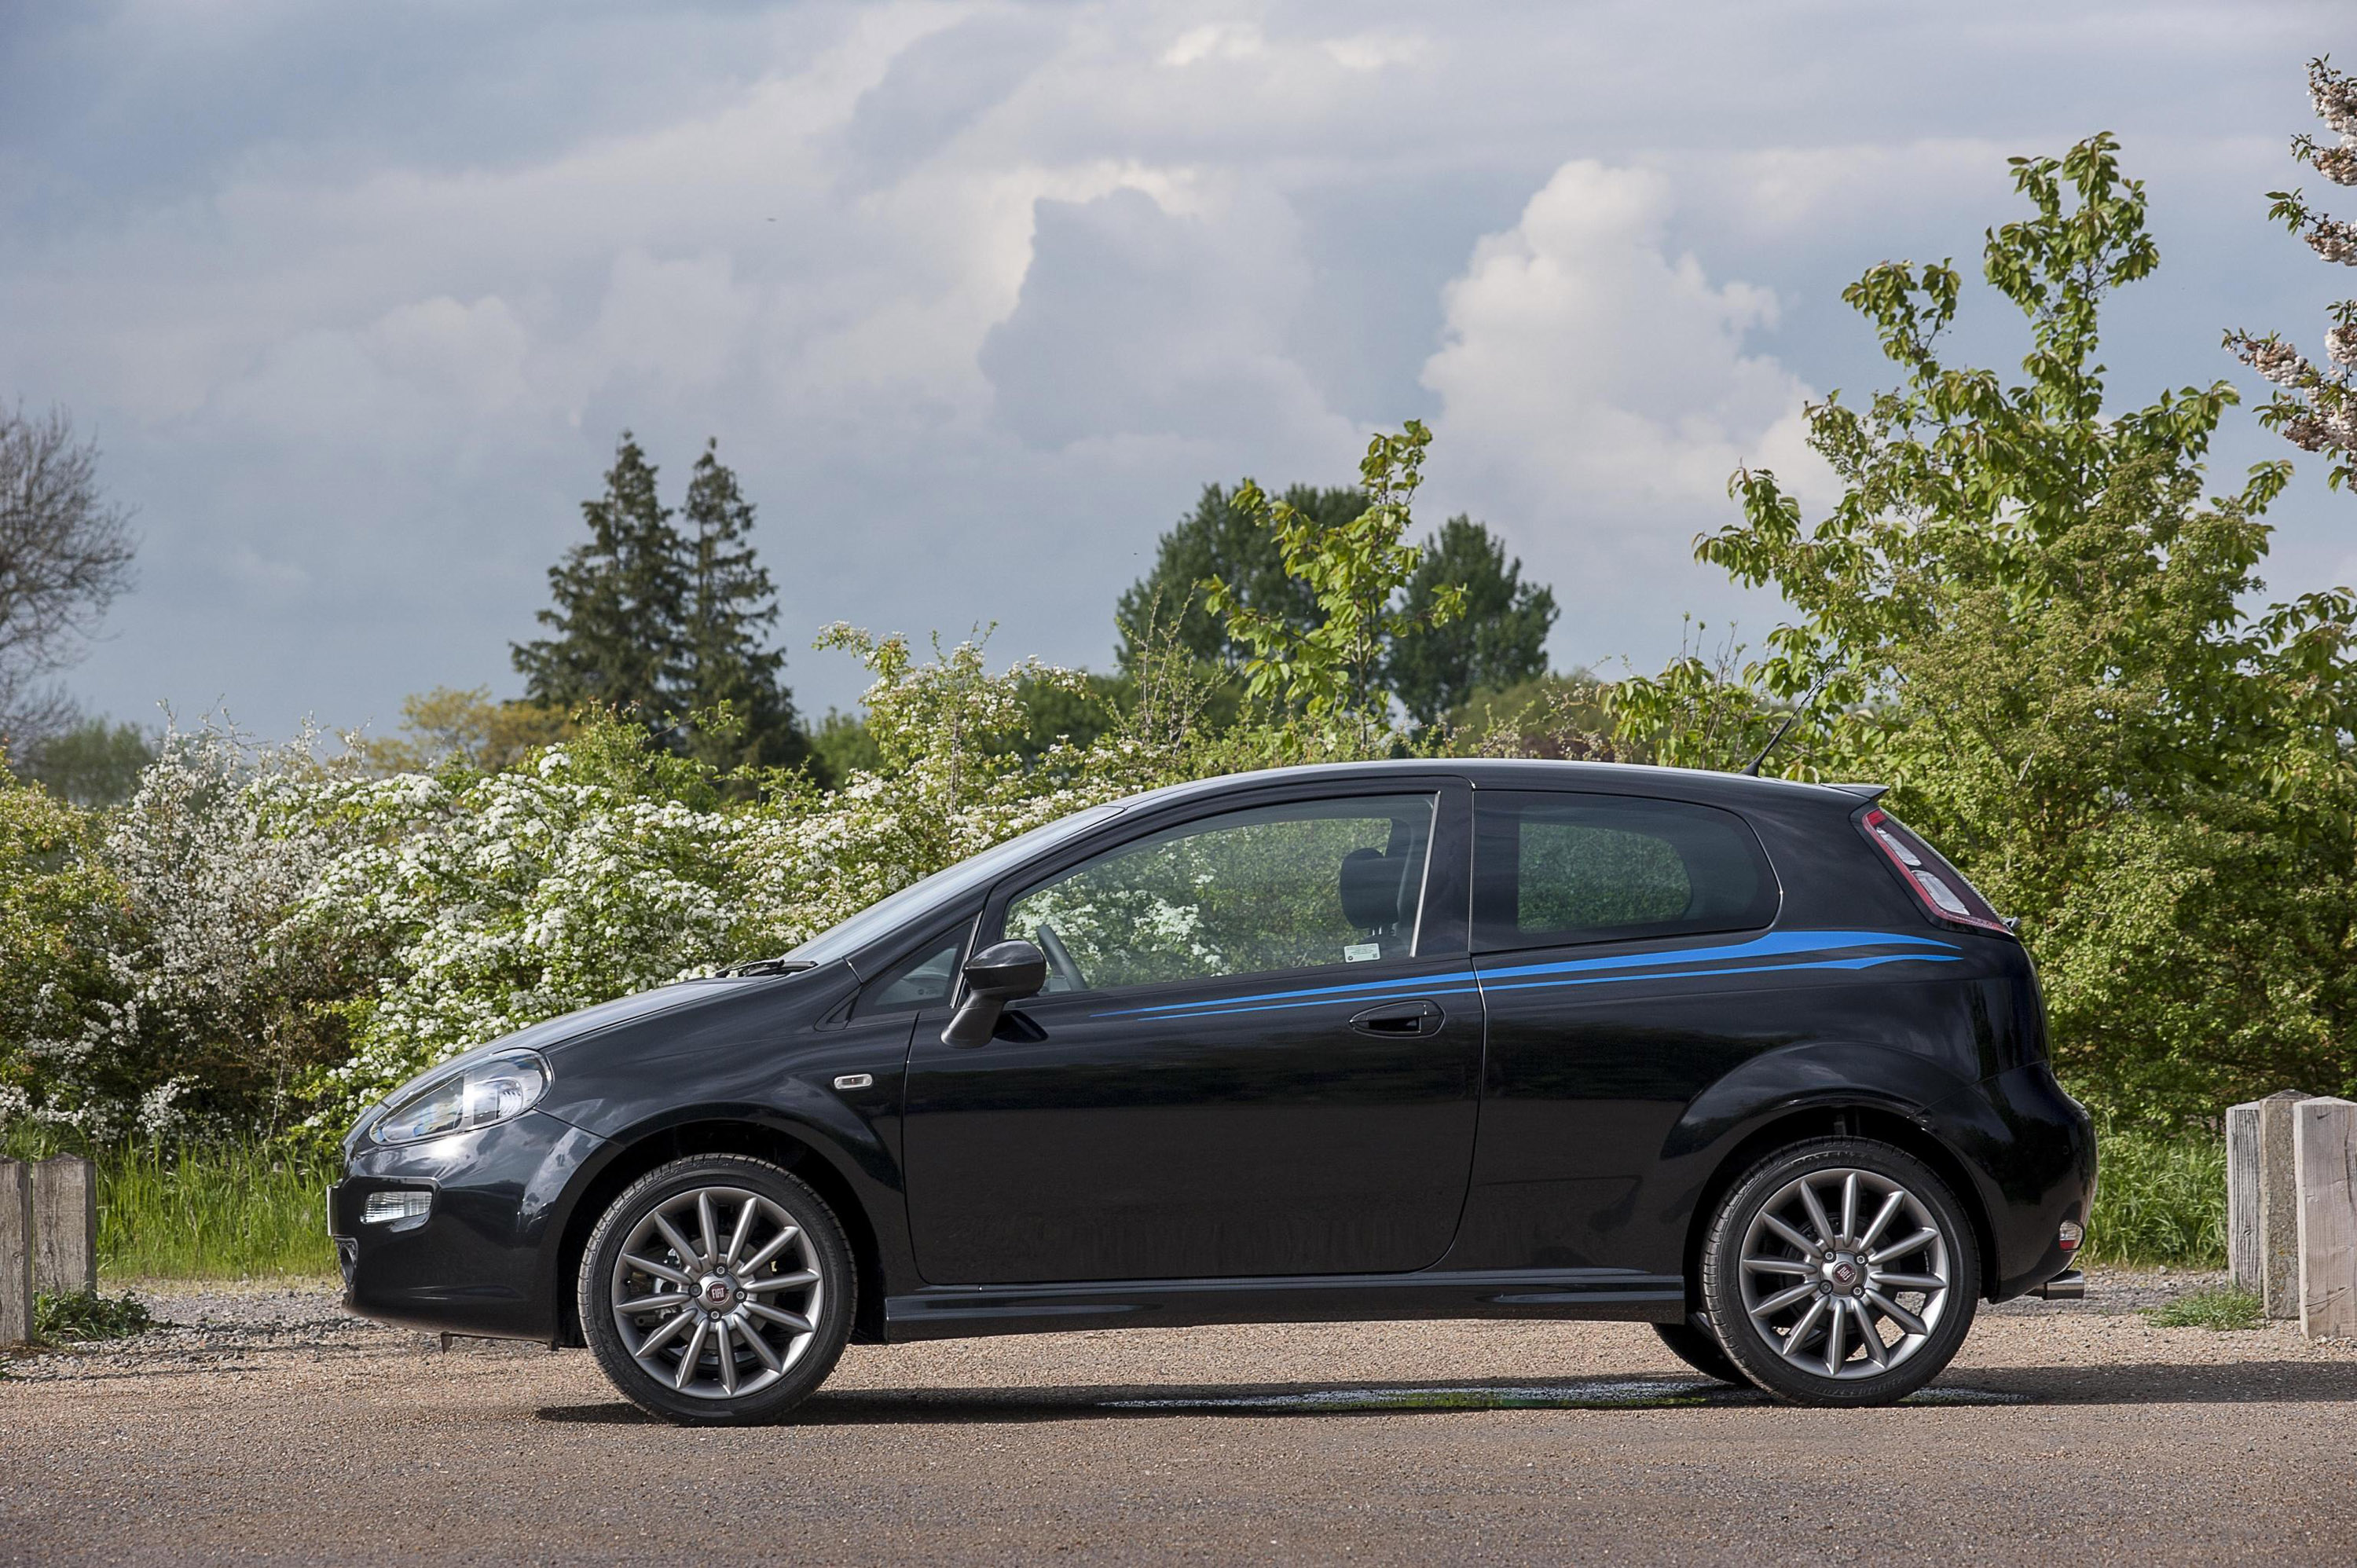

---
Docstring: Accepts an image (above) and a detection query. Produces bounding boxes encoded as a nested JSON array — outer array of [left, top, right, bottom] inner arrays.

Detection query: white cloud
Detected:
[[1321, 32, 1423, 71], [1425, 159, 1821, 510], [1419, 159, 1841, 663], [1164, 23, 1264, 68]]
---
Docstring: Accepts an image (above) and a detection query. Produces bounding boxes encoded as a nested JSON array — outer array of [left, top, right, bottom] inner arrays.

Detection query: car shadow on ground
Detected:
[[533, 1359, 2357, 1426]]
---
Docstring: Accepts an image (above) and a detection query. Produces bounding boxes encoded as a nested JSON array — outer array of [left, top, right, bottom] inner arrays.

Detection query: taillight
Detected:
[[1859, 808, 2012, 936]]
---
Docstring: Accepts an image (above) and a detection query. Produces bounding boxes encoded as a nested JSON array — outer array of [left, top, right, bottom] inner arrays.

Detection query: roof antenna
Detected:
[[1741, 678, 1827, 778]]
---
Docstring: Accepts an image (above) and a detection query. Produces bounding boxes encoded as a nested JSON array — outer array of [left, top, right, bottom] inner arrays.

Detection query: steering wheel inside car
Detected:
[[1033, 921, 1085, 993]]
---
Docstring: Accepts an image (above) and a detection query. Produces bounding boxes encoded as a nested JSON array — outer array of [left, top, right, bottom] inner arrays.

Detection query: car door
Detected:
[[900, 780, 1480, 1285], [1459, 789, 1783, 1268]]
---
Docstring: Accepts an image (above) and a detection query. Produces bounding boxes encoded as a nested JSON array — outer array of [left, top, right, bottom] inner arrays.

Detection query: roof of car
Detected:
[[1107, 758, 1881, 817]]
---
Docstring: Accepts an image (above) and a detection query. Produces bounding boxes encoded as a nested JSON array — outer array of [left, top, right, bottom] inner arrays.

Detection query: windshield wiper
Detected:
[[720, 957, 816, 978]]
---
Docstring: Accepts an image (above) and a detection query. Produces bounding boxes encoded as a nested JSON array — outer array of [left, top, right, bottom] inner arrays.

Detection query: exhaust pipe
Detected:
[[2030, 1269, 2084, 1301]]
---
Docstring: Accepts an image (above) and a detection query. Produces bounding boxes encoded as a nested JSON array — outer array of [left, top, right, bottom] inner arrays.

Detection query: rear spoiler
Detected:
[[1825, 783, 1890, 801]]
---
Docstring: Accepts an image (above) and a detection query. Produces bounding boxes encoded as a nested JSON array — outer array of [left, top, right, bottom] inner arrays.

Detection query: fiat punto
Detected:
[[332, 760, 2094, 1421]]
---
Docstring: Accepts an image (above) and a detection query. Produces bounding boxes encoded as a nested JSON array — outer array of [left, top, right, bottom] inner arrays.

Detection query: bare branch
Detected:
[[0, 405, 137, 740]]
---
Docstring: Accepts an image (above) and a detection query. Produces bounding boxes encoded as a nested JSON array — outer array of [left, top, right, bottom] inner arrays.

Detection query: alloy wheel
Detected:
[[607, 1185, 826, 1400], [1736, 1166, 1953, 1382]]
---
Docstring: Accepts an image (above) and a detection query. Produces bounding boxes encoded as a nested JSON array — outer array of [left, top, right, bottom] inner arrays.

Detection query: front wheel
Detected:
[[1701, 1137, 1979, 1407], [579, 1154, 856, 1426]]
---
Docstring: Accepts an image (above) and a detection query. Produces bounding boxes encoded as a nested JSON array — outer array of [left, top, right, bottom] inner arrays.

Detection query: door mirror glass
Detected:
[[1003, 793, 1439, 995]]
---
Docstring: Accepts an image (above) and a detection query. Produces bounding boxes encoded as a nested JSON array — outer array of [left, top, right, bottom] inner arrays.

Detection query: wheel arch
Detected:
[[552, 1117, 890, 1347], [1677, 1104, 2000, 1309]]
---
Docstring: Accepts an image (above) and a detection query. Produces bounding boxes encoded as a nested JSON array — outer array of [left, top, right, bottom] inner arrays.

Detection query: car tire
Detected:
[[579, 1153, 856, 1426], [1701, 1136, 1979, 1407], [1651, 1318, 1743, 1383]]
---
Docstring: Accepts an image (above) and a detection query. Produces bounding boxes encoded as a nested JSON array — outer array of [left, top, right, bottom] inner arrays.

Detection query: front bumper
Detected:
[[330, 1109, 607, 1343]]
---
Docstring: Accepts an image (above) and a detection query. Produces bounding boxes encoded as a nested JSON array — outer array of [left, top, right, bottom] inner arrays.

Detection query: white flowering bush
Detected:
[[0, 621, 1397, 1149], [297, 628, 1189, 1129]]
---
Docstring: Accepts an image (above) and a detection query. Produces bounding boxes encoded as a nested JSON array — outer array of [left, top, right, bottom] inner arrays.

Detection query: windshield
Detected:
[[785, 803, 1127, 969]]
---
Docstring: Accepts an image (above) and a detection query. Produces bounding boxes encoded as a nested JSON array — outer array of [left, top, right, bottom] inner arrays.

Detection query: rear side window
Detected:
[[1472, 792, 1778, 952]]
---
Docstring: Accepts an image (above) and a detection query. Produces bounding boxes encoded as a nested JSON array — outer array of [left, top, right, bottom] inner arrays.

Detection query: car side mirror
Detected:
[[940, 940, 1047, 1048]]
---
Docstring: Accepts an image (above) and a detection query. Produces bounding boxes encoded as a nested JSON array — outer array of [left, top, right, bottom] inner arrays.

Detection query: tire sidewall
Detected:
[[579, 1154, 856, 1426], [1703, 1137, 1980, 1407]]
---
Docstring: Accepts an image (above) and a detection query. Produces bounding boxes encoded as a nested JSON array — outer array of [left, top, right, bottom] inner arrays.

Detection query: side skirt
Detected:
[[882, 1267, 1685, 1343]]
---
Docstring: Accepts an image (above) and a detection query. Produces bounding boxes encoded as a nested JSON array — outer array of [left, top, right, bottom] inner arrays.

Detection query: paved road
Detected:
[[4, 1277, 2355, 1565]]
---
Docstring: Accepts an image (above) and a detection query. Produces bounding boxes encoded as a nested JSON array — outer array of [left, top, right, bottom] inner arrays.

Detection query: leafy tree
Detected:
[[1115, 483, 1360, 668], [1387, 516, 1557, 727], [1642, 132, 2357, 1124], [0, 778, 135, 1138], [2226, 57, 2357, 491], [512, 434, 690, 722], [1206, 423, 1464, 748], [0, 407, 137, 749], [11, 716, 156, 807], [806, 710, 880, 788], [357, 687, 572, 775]]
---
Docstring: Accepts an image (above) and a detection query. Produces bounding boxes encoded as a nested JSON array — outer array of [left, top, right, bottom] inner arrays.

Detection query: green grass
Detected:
[[2080, 1123, 2227, 1269], [35, 1288, 156, 1342], [97, 1141, 338, 1280], [2141, 1286, 2264, 1331]]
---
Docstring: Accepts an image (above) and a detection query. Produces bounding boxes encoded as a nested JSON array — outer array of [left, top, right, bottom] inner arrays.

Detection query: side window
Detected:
[[1003, 793, 1439, 995], [855, 936, 963, 1016], [1473, 792, 1776, 952]]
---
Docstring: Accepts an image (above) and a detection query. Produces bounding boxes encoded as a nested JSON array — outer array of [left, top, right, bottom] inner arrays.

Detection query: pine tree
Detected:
[[678, 440, 805, 772], [512, 434, 691, 724]]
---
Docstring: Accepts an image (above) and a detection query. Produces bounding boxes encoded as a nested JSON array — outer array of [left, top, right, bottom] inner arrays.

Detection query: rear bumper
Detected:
[[1928, 1061, 2096, 1302], [330, 1110, 607, 1343]]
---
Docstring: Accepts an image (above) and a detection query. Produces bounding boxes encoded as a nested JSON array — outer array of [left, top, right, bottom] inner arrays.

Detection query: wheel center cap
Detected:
[[1827, 1257, 1860, 1288], [701, 1276, 735, 1306]]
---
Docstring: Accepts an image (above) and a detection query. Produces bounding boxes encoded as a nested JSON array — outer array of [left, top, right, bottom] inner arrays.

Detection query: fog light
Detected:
[[2057, 1220, 2083, 1253], [361, 1190, 433, 1225]]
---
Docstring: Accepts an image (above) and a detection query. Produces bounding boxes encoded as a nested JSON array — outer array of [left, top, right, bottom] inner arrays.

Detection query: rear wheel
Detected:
[[1651, 1319, 1743, 1383], [1701, 1137, 1979, 1407], [579, 1154, 856, 1426]]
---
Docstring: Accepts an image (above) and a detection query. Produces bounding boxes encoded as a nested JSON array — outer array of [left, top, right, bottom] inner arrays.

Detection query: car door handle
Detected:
[[1347, 999, 1443, 1038]]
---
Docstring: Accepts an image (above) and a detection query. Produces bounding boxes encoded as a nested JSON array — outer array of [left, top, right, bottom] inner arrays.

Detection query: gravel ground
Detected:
[[3, 1269, 2352, 1566]]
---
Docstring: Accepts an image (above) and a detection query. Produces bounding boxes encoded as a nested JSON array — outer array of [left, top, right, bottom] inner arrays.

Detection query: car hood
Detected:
[[343, 974, 805, 1152]]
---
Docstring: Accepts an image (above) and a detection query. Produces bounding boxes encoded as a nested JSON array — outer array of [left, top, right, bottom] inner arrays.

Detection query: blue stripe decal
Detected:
[[1088, 929, 1959, 1024], [1479, 951, 1962, 996]]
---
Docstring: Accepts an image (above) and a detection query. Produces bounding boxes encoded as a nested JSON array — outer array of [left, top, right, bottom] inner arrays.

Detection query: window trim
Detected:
[[1469, 787, 1782, 956], [975, 779, 1473, 1004]]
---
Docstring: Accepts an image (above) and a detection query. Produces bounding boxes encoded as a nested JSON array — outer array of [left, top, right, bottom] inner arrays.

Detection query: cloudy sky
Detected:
[[2, 0, 2351, 735]]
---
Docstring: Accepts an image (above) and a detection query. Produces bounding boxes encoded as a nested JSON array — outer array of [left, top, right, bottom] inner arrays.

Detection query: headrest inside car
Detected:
[[1339, 847, 1406, 930]]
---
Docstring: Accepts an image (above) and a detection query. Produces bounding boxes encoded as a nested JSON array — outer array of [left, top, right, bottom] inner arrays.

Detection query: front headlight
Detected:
[[371, 1050, 551, 1146]]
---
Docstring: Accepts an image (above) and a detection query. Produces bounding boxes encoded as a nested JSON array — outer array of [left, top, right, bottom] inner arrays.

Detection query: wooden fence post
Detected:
[[2261, 1090, 2311, 1320], [2295, 1097, 2357, 1341], [31, 1155, 97, 1297], [0, 1160, 31, 1347], [2227, 1101, 2264, 1292]]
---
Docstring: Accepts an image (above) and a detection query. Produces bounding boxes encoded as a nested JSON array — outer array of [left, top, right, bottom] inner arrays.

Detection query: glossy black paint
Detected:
[[332, 759, 2095, 1349]]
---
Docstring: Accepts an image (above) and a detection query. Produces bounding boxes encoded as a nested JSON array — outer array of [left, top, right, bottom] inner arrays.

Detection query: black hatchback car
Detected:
[[332, 760, 2094, 1421]]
